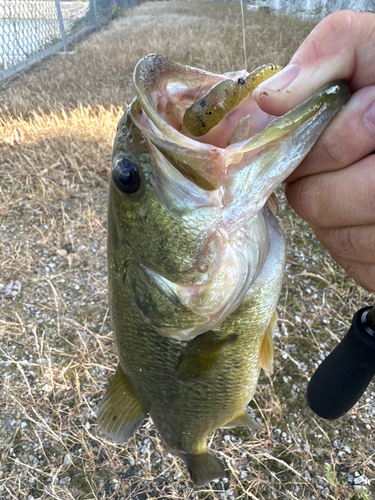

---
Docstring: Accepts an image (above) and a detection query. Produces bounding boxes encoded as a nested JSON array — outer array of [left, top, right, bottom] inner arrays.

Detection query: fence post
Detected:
[[91, 0, 98, 25], [54, 0, 68, 52]]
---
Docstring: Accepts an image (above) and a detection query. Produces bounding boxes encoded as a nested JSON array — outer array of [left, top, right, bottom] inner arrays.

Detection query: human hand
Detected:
[[253, 10, 375, 292]]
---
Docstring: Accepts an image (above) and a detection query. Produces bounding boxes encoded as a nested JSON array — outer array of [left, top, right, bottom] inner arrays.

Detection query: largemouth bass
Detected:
[[98, 54, 349, 486]]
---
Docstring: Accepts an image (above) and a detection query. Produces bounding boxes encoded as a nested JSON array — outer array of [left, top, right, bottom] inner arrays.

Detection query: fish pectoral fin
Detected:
[[177, 332, 238, 379], [222, 411, 262, 431], [97, 365, 146, 443], [266, 192, 278, 216], [259, 311, 277, 375], [181, 451, 226, 487]]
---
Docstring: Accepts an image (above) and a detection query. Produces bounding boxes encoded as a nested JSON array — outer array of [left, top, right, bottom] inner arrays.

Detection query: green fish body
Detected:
[[98, 54, 350, 486]]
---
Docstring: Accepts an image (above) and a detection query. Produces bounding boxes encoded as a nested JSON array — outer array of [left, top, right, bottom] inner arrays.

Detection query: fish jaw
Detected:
[[133, 53, 350, 194]]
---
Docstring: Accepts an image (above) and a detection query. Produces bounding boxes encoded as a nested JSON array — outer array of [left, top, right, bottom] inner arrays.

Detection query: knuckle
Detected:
[[343, 262, 375, 293], [286, 177, 321, 225], [317, 132, 343, 169], [365, 168, 375, 214], [320, 10, 356, 34], [298, 176, 330, 225], [363, 266, 375, 293], [317, 226, 358, 261]]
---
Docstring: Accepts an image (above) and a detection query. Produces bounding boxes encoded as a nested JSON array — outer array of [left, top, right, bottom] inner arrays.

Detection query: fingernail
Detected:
[[364, 101, 375, 133], [256, 63, 301, 93]]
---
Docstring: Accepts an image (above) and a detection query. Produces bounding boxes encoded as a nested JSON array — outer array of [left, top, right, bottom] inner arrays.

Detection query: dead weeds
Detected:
[[0, 2, 374, 499]]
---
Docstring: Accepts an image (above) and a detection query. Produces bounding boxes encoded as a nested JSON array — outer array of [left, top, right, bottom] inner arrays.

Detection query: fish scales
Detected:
[[99, 53, 350, 487]]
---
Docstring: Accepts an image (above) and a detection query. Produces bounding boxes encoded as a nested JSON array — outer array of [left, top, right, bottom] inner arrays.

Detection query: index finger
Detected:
[[253, 10, 375, 116]]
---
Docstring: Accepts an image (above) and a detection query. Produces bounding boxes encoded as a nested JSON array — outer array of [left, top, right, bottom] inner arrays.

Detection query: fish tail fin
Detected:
[[182, 450, 226, 487]]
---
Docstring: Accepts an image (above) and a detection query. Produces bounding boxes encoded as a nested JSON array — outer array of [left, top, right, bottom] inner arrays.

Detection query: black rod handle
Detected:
[[306, 306, 375, 419]]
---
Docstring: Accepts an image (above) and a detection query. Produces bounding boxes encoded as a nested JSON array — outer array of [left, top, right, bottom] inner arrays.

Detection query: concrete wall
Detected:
[[248, 0, 374, 19]]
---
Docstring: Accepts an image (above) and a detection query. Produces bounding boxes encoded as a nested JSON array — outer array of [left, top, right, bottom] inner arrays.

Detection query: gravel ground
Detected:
[[1, 2, 374, 499]]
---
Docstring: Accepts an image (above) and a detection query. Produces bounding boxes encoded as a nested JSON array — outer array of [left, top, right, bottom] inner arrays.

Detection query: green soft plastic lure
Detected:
[[183, 64, 281, 136]]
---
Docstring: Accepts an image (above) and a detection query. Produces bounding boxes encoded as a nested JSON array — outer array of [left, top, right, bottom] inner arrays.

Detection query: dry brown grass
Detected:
[[0, 1, 314, 116], [1, 2, 374, 499]]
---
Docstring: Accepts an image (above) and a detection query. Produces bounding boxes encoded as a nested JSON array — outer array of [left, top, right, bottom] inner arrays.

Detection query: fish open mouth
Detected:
[[137, 60, 279, 149], [133, 53, 278, 148], [131, 53, 350, 192]]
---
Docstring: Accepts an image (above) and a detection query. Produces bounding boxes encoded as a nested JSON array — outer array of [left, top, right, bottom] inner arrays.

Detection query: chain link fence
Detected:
[[0, 0, 136, 82]]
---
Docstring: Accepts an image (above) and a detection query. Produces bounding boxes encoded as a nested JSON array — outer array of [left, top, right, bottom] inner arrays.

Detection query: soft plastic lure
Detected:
[[183, 64, 282, 137]]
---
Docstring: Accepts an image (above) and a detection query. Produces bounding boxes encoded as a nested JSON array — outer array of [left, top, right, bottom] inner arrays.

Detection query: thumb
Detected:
[[253, 10, 375, 116]]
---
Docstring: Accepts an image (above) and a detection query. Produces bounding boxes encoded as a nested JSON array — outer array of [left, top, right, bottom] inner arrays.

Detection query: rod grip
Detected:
[[306, 306, 375, 419]]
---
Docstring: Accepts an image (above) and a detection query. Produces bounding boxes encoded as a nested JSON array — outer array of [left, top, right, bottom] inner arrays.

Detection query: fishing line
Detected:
[[240, 0, 247, 74]]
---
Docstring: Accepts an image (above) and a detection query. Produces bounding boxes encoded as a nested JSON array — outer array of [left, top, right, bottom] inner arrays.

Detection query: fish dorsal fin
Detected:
[[222, 411, 262, 431], [97, 365, 146, 443], [177, 332, 238, 379], [259, 311, 277, 375]]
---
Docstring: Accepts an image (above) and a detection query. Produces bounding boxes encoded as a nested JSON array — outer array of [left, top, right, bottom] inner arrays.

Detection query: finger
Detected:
[[253, 10, 375, 116], [286, 86, 375, 183], [285, 155, 375, 228], [327, 257, 375, 293], [313, 224, 375, 265]]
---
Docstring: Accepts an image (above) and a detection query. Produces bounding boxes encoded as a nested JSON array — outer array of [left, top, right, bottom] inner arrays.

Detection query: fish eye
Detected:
[[112, 158, 140, 194]]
